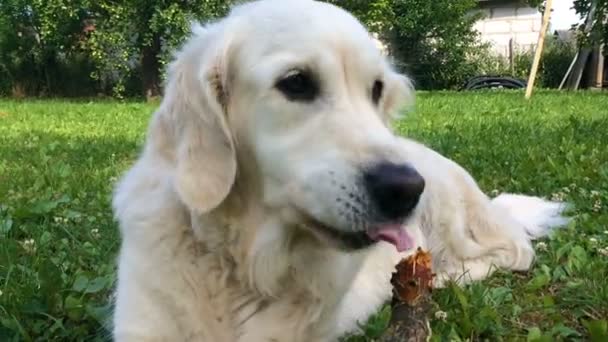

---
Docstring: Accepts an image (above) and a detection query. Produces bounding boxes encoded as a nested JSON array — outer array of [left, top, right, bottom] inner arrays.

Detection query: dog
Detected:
[[111, 0, 569, 341]]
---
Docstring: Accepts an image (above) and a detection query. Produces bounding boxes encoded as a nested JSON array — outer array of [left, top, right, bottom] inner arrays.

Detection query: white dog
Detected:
[[111, 1, 569, 341]]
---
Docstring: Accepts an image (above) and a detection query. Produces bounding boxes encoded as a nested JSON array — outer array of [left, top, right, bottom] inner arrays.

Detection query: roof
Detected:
[[554, 29, 576, 42]]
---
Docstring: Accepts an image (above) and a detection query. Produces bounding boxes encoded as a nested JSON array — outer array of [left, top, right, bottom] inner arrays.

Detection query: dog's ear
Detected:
[[150, 22, 237, 214], [382, 69, 415, 122]]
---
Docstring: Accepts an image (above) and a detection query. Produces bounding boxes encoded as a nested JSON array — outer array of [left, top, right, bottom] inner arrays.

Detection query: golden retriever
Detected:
[[111, 0, 569, 340]]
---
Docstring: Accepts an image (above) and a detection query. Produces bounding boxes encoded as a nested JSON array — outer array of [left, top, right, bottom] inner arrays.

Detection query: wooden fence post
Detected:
[[525, 0, 553, 99]]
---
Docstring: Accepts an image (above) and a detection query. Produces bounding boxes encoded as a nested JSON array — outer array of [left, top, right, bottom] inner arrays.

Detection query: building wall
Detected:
[[474, 3, 541, 56]]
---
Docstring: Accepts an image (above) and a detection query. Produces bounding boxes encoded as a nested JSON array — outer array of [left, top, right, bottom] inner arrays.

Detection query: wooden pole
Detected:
[[558, 52, 579, 90], [509, 38, 515, 75], [570, 49, 592, 90], [565, 1, 597, 90], [595, 44, 604, 89], [525, 0, 553, 99]]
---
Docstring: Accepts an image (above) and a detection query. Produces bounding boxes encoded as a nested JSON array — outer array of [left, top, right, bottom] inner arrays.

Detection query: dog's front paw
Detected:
[[508, 243, 536, 271]]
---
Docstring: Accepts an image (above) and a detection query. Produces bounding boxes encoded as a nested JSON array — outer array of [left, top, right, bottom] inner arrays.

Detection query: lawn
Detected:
[[1, 91, 607, 341]]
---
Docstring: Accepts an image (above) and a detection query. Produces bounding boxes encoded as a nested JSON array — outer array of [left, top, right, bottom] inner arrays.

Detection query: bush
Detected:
[[540, 36, 577, 88], [331, 1, 575, 90], [0, 0, 579, 97], [326, 0, 483, 90], [385, 0, 483, 90], [464, 35, 576, 88]]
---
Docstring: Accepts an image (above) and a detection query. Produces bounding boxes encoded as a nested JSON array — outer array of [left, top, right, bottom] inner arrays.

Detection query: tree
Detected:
[[328, 0, 483, 89], [573, 0, 608, 48], [0, 0, 91, 96], [527, 0, 545, 8], [83, 0, 233, 99], [388, 0, 484, 89], [326, 0, 393, 33]]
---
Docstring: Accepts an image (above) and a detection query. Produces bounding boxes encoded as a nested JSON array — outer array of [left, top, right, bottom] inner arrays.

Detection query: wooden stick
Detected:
[[558, 51, 578, 90], [595, 44, 604, 88], [571, 48, 592, 90], [560, 1, 597, 90], [379, 248, 434, 342], [509, 38, 515, 76], [525, 0, 553, 99]]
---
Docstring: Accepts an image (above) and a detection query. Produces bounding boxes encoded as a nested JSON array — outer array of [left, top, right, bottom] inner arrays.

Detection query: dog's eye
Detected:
[[372, 80, 383, 105], [276, 70, 319, 102]]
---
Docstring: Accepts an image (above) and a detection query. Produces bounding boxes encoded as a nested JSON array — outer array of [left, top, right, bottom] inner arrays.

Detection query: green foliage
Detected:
[[527, 0, 545, 8], [0, 0, 232, 98], [0, 0, 593, 96], [330, 0, 483, 90], [329, 1, 573, 90], [0, 0, 95, 96], [467, 35, 577, 88], [83, 0, 233, 98], [386, 0, 483, 89], [540, 37, 577, 87], [573, 0, 608, 48], [326, 0, 393, 34]]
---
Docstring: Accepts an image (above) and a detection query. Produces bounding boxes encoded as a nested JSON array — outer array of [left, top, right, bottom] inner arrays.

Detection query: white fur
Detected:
[[492, 193, 570, 238], [391, 139, 570, 287], [111, 1, 570, 341]]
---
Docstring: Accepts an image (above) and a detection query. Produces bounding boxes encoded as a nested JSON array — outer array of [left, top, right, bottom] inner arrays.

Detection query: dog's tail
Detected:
[[491, 193, 571, 239]]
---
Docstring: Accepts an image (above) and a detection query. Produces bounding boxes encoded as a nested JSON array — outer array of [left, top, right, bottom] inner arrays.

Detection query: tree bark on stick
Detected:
[[379, 248, 434, 342]]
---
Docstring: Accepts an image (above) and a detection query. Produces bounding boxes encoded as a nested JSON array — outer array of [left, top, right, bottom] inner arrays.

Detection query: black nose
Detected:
[[363, 162, 425, 220]]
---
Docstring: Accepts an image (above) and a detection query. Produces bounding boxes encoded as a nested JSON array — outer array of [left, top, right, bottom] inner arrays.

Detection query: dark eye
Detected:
[[276, 70, 319, 102], [372, 79, 383, 105]]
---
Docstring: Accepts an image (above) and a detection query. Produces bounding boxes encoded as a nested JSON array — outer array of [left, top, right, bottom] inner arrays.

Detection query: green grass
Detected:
[[1, 91, 607, 341]]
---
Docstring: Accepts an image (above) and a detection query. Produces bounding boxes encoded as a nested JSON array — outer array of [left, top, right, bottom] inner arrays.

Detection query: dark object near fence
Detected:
[[462, 75, 527, 90]]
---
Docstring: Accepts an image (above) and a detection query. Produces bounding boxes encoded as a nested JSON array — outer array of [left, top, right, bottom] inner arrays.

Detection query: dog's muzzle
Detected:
[[361, 162, 425, 251]]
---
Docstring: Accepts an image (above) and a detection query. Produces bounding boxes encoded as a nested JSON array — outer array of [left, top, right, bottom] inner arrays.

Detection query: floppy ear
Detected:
[[151, 22, 237, 214], [382, 69, 415, 121]]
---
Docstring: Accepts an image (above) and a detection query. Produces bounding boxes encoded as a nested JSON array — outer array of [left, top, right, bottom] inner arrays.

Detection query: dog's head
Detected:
[[152, 0, 424, 255]]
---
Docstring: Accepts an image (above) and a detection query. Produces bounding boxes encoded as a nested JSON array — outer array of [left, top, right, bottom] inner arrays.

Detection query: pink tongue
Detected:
[[367, 224, 414, 252]]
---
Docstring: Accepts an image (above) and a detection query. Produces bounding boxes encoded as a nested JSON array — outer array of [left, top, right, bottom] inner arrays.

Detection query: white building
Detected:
[[473, 0, 542, 56]]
